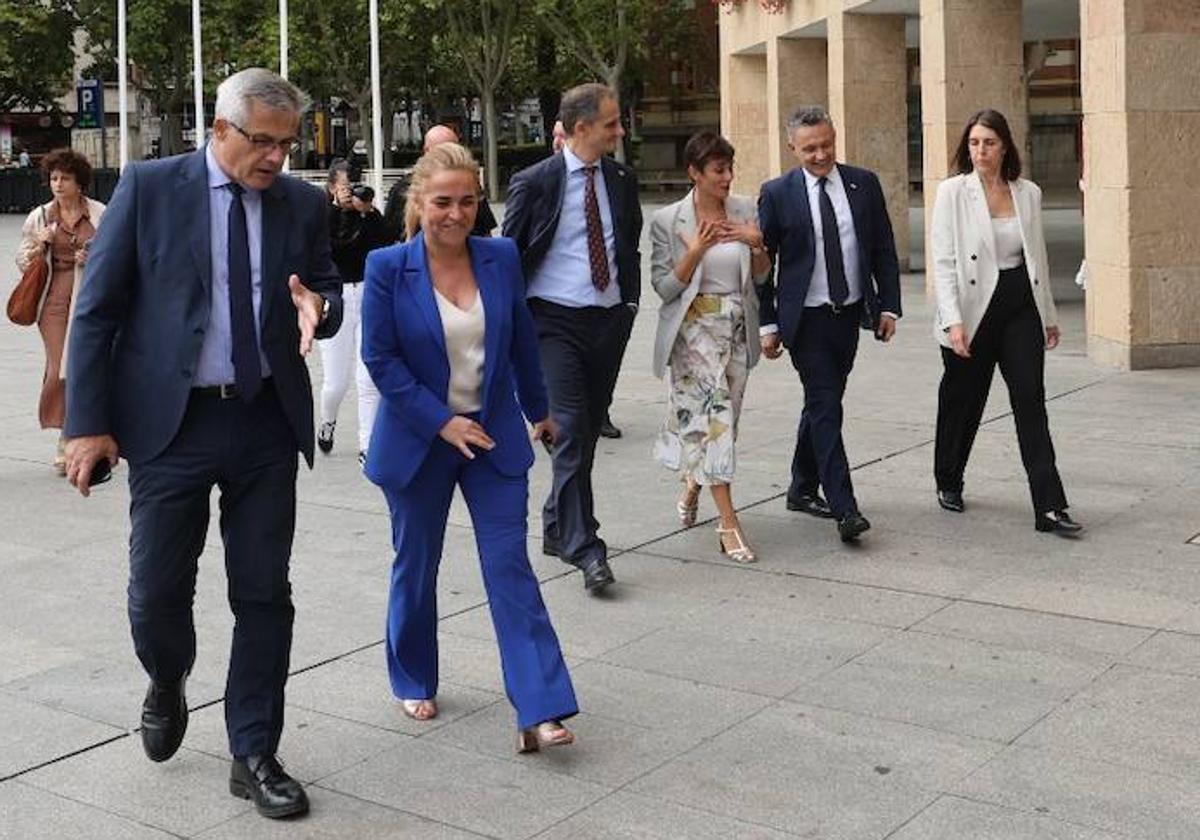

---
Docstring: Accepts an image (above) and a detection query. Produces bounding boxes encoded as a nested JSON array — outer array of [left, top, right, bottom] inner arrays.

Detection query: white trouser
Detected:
[[317, 281, 379, 452]]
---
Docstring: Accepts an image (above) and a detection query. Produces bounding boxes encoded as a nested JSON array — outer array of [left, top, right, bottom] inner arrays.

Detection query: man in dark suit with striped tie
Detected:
[[758, 106, 902, 543], [502, 83, 642, 593]]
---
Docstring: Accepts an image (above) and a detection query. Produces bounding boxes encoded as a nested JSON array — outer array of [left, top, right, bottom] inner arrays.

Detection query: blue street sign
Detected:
[[76, 79, 104, 130]]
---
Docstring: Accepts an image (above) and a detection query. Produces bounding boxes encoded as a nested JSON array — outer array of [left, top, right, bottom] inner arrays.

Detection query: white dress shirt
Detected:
[[525, 145, 622, 309], [802, 165, 862, 308]]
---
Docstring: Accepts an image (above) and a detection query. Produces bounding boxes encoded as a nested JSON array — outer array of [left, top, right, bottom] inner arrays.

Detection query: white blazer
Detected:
[[930, 172, 1058, 348], [649, 191, 769, 379]]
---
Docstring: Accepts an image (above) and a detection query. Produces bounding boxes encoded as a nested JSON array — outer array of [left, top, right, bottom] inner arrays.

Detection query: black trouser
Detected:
[[528, 298, 634, 568], [127, 383, 298, 758], [787, 302, 862, 519], [934, 264, 1067, 514]]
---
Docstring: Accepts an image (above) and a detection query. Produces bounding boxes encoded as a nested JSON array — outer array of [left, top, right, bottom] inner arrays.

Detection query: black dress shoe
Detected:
[[230, 754, 309, 819], [1035, 510, 1083, 536], [141, 679, 187, 762], [937, 490, 965, 513], [581, 558, 615, 593], [542, 536, 561, 557], [317, 421, 335, 454], [598, 416, 622, 439], [786, 493, 836, 519], [837, 512, 871, 543]]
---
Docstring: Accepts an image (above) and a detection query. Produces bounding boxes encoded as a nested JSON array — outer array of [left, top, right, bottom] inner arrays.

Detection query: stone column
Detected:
[[920, 0, 1025, 287], [722, 51, 770, 194], [829, 10, 910, 268], [1082, 0, 1200, 368], [767, 37, 827, 180]]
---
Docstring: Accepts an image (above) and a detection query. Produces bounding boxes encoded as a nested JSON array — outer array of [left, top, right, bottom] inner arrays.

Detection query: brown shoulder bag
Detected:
[[7, 207, 50, 326]]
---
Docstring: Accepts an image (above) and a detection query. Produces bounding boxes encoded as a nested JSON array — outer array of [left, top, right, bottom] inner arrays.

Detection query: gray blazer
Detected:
[[649, 191, 769, 379]]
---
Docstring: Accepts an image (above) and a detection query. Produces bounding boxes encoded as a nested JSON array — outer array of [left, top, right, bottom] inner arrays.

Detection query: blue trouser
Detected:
[[381, 437, 577, 730], [787, 303, 863, 518], [127, 385, 298, 758]]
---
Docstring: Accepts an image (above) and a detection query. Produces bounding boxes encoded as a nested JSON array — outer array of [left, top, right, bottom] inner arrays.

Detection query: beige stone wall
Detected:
[[769, 38, 827, 180], [1082, 0, 1200, 368], [828, 10, 909, 267], [721, 50, 771, 195]]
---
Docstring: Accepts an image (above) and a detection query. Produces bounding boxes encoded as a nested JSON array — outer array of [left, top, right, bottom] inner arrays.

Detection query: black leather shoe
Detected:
[[317, 421, 335, 454], [230, 754, 309, 819], [786, 493, 835, 519], [581, 558, 615, 593], [1035, 510, 1083, 536], [937, 490, 965, 513], [542, 536, 560, 557], [141, 679, 187, 762], [598, 416, 622, 439], [837, 512, 871, 543]]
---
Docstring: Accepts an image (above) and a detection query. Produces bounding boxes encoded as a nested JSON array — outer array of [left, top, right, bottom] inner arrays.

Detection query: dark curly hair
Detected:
[[683, 131, 735, 177], [41, 148, 94, 193]]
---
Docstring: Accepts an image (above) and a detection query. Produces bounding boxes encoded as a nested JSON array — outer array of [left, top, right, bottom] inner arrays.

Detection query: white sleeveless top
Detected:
[[992, 216, 1024, 270], [434, 287, 486, 413], [698, 240, 743, 295]]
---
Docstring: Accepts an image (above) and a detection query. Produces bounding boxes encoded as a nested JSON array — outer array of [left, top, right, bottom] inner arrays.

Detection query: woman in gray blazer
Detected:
[[931, 109, 1080, 535], [650, 132, 772, 562]]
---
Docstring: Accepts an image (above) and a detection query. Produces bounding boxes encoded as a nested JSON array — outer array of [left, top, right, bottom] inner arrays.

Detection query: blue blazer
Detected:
[[361, 234, 549, 490], [757, 163, 901, 347], [64, 148, 343, 466]]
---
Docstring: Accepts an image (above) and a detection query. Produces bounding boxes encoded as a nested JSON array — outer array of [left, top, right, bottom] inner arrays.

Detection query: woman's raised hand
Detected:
[[438, 415, 495, 459], [679, 218, 728, 255]]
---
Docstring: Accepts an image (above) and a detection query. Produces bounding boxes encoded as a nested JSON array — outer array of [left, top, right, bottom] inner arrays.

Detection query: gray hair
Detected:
[[215, 68, 311, 126], [559, 83, 616, 135], [786, 105, 834, 135]]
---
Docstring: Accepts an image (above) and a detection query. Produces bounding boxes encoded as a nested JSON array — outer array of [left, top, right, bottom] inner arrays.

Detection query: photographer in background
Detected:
[[317, 162, 387, 463]]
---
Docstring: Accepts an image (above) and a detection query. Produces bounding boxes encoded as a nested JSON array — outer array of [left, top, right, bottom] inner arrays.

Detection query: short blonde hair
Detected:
[[404, 142, 481, 240]]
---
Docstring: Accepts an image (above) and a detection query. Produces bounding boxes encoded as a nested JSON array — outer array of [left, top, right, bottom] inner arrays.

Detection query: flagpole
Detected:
[[368, 0, 383, 199], [192, 0, 204, 148], [117, 0, 129, 168], [280, 0, 289, 170]]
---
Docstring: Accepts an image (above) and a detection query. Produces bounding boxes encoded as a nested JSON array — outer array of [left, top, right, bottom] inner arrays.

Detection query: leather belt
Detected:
[[192, 378, 271, 400]]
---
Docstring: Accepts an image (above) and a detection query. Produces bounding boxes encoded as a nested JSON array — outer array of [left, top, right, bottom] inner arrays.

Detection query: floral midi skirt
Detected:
[[653, 293, 750, 486]]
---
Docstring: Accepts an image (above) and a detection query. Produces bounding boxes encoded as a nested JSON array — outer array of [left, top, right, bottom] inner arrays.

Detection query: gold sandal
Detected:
[[717, 526, 757, 563], [517, 719, 574, 753], [399, 698, 438, 721]]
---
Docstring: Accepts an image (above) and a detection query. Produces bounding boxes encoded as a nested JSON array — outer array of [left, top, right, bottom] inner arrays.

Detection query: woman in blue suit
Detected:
[[361, 143, 577, 753]]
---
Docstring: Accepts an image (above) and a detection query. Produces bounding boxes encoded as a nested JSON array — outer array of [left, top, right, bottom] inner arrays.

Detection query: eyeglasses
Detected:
[[227, 120, 300, 155]]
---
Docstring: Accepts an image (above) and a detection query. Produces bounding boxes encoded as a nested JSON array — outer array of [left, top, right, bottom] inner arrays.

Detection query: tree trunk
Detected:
[[481, 85, 499, 201]]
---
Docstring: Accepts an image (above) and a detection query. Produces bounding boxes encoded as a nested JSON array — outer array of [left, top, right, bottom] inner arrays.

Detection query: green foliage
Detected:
[[0, 0, 77, 112]]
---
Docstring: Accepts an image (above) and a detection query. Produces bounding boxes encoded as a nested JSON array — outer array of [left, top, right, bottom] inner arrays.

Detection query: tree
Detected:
[[434, 0, 521, 201], [533, 0, 693, 162], [0, 0, 77, 113]]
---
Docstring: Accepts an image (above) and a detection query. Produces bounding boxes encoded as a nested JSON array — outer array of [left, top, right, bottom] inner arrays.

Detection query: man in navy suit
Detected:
[[502, 83, 642, 593], [758, 106, 901, 543], [63, 68, 342, 819]]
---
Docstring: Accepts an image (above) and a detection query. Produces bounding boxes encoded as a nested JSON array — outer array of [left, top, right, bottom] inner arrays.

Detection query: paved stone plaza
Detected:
[[1, 206, 1198, 839]]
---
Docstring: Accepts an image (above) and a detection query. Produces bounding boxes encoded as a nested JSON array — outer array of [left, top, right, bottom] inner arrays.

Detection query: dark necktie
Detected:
[[582, 165, 611, 292], [818, 176, 849, 306], [227, 183, 261, 402]]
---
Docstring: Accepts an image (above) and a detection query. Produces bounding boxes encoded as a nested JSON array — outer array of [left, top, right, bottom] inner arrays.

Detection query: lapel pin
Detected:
[[849, 182, 859, 191]]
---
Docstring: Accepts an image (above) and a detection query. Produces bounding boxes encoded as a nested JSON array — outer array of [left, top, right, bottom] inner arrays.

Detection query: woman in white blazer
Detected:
[[15, 149, 106, 474], [931, 109, 1080, 535], [650, 132, 772, 561]]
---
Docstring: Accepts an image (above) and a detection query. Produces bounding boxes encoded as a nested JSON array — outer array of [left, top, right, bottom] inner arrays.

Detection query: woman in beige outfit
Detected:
[[15, 148, 106, 472]]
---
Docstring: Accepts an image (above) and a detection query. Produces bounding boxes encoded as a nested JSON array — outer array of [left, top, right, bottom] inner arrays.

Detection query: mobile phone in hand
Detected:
[[88, 458, 113, 487]]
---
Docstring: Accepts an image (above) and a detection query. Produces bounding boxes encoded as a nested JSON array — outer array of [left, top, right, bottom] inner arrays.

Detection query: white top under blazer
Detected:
[[434, 288, 486, 413], [930, 171, 1059, 349]]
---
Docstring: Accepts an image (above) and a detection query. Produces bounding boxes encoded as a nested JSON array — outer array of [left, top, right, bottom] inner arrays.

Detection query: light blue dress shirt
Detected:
[[525, 145, 622, 309], [195, 145, 272, 386]]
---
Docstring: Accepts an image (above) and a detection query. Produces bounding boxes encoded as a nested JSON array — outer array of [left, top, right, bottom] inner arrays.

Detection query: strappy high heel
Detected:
[[717, 526, 757, 563], [516, 720, 574, 753], [677, 485, 700, 527]]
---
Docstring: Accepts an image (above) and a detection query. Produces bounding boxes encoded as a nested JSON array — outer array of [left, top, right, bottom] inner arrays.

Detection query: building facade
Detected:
[[719, 0, 1200, 370]]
